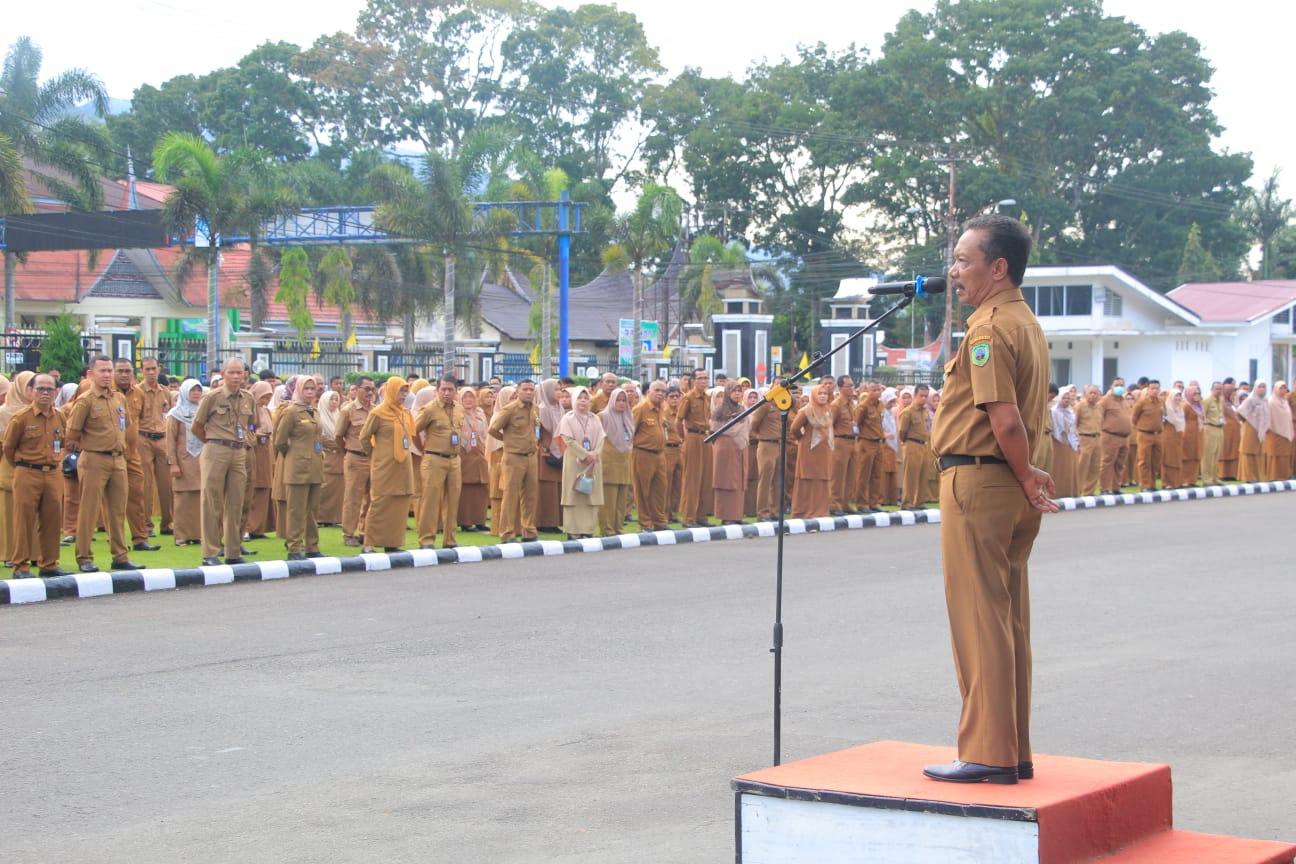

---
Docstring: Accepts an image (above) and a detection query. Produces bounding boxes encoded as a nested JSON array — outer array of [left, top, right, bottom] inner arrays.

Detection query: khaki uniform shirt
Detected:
[[590, 389, 613, 413], [1202, 395, 1226, 427], [1131, 394, 1164, 434], [3, 403, 65, 466], [115, 381, 145, 455], [751, 402, 783, 442], [335, 401, 371, 452], [899, 402, 931, 445], [490, 400, 540, 456], [679, 388, 710, 435], [855, 394, 885, 441], [138, 380, 173, 434], [1098, 393, 1132, 435], [932, 287, 1049, 458], [193, 386, 254, 444], [1075, 400, 1102, 435], [416, 399, 467, 457], [68, 384, 128, 453], [632, 400, 667, 451], [831, 395, 858, 437], [273, 402, 324, 484]]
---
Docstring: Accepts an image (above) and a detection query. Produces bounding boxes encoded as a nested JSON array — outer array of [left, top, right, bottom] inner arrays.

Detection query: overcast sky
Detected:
[[5, 0, 1287, 187]]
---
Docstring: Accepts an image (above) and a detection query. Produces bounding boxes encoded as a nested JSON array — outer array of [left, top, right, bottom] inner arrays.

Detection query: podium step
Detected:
[[733, 741, 1295, 864]]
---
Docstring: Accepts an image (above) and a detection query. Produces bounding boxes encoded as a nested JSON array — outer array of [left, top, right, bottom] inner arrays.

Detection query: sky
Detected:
[[4, 0, 1288, 187]]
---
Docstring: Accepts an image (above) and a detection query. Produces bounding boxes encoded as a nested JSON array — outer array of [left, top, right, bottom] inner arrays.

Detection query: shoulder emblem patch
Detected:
[[970, 341, 991, 367]]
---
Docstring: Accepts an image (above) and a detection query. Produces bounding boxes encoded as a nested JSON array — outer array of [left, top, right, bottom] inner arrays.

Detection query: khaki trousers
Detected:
[[124, 451, 150, 543], [284, 482, 321, 555], [664, 445, 683, 522], [755, 441, 782, 520], [418, 453, 461, 546], [632, 450, 668, 530], [138, 434, 173, 532], [1076, 435, 1102, 495], [1136, 432, 1163, 489], [679, 432, 713, 524], [497, 451, 537, 541], [830, 439, 857, 511], [341, 452, 371, 541], [200, 443, 248, 559], [12, 466, 63, 572], [854, 439, 884, 509], [600, 483, 631, 537], [1099, 432, 1128, 492], [901, 440, 932, 508], [76, 451, 129, 563], [1201, 425, 1223, 485], [939, 461, 1041, 767]]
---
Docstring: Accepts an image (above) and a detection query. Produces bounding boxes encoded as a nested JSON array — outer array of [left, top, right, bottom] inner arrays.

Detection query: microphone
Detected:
[[867, 276, 947, 296]]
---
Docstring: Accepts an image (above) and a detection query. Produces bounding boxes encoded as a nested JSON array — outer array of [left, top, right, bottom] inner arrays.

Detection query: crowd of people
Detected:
[[0, 354, 1289, 577]]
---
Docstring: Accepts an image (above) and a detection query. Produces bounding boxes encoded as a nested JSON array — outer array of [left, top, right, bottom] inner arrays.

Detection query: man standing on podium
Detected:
[[923, 214, 1059, 786]]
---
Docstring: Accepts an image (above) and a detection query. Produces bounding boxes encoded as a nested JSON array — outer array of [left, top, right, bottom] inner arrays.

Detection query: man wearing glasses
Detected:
[[3, 374, 70, 578], [334, 375, 376, 547]]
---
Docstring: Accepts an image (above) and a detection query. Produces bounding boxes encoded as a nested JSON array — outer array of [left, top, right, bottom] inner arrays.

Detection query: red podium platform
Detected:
[[733, 741, 1296, 863]]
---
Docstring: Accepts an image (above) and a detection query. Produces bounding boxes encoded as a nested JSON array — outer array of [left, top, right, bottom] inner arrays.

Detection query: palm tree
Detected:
[[153, 132, 296, 376], [1241, 170, 1293, 280], [0, 36, 111, 328], [605, 183, 682, 378], [683, 235, 748, 339]]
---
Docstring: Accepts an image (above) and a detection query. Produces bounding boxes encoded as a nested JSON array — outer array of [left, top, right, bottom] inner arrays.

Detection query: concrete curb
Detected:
[[3, 481, 1293, 606]]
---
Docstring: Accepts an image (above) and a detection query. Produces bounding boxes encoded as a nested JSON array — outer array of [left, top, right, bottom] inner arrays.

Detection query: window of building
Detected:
[[1020, 284, 1093, 317], [1103, 290, 1123, 317]]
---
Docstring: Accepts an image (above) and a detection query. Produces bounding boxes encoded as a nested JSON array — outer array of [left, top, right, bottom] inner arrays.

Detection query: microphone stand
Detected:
[[706, 289, 922, 766]]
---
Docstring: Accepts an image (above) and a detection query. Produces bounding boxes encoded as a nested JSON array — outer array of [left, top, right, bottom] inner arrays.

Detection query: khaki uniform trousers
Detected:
[[1076, 435, 1102, 496], [939, 461, 1041, 767], [418, 453, 461, 547], [679, 432, 713, 524], [284, 482, 321, 555], [830, 440, 857, 511], [1136, 432, 1162, 489], [664, 444, 683, 522], [342, 452, 371, 542], [901, 440, 933, 508], [633, 450, 668, 530], [854, 439, 884, 509], [138, 435, 173, 532], [1201, 425, 1223, 485], [755, 441, 782, 520], [497, 452, 538, 542], [76, 451, 129, 563], [12, 466, 63, 573], [200, 443, 248, 560], [124, 452, 149, 543], [1099, 432, 1129, 492]]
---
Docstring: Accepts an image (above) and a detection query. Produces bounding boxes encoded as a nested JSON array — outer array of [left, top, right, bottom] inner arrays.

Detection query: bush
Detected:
[[40, 310, 87, 376]]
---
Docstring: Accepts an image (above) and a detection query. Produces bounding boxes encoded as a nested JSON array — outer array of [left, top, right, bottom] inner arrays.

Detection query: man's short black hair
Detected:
[[962, 214, 1032, 285]]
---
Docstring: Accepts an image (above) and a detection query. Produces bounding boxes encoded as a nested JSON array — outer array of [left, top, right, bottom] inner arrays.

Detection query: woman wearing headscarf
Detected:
[[789, 383, 834, 518], [165, 378, 205, 546], [598, 388, 634, 537], [318, 389, 345, 526], [456, 387, 490, 532], [1181, 383, 1205, 487], [357, 376, 415, 552], [711, 380, 750, 524], [273, 375, 324, 559], [1263, 381, 1293, 481], [270, 377, 298, 538], [1161, 388, 1186, 488], [1236, 380, 1268, 482], [743, 388, 762, 518], [0, 371, 36, 565], [557, 386, 604, 538], [55, 381, 77, 410], [487, 385, 514, 536], [1050, 386, 1080, 498], [536, 378, 565, 533], [880, 387, 899, 507], [243, 380, 275, 539]]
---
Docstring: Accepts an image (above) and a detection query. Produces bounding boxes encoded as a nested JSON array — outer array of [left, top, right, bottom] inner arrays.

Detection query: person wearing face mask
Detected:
[[1098, 377, 1132, 494]]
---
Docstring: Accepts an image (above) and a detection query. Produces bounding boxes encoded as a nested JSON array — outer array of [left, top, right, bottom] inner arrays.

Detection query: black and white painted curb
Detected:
[[3, 481, 1293, 606]]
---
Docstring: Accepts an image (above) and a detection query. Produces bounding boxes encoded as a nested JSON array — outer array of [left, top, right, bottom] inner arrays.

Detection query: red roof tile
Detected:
[[1166, 280, 1296, 323]]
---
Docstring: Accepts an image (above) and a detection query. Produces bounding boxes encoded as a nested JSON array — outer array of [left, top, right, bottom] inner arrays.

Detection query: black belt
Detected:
[[938, 454, 1007, 471], [205, 438, 247, 449], [1080, 432, 1100, 437], [507, 450, 536, 457], [665, 443, 680, 449], [138, 431, 165, 440], [902, 438, 928, 445], [1103, 430, 1129, 438], [635, 447, 662, 455], [756, 438, 779, 443], [88, 449, 124, 457], [346, 449, 367, 457], [857, 437, 884, 443], [686, 427, 707, 435], [1208, 423, 1224, 428], [837, 434, 857, 440], [15, 461, 59, 472], [426, 451, 457, 459], [1138, 430, 1161, 436]]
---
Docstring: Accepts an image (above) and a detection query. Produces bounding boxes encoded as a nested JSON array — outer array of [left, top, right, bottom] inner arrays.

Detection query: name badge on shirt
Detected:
[[582, 438, 591, 450], [314, 440, 322, 453], [450, 432, 459, 447], [534, 422, 541, 440], [118, 407, 126, 431], [853, 424, 859, 435], [470, 434, 477, 448], [402, 436, 409, 450], [236, 425, 245, 441]]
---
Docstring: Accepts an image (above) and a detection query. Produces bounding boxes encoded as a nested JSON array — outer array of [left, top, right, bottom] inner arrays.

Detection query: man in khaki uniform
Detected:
[[415, 376, 465, 549], [1200, 380, 1226, 485], [924, 215, 1057, 786], [853, 381, 886, 511], [898, 384, 934, 509], [828, 376, 858, 514], [137, 356, 175, 535], [335, 375, 374, 546], [66, 355, 137, 572], [750, 389, 785, 521], [589, 372, 619, 413], [677, 369, 713, 526], [631, 380, 669, 531], [1073, 384, 1103, 495], [3, 374, 69, 577], [114, 358, 160, 552], [192, 357, 254, 565], [490, 378, 540, 542], [1130, 379, 1163, 491], [1098, 378, 1132, 493], [663, 386, 684, 523]]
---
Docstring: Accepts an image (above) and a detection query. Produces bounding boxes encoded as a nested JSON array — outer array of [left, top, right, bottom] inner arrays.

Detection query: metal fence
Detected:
[[143, 340, 242, 383], [2, 331, 103, 376]]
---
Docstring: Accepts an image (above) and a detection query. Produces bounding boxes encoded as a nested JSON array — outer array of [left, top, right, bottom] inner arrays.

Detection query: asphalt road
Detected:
[[2, 494, 1293, 863]]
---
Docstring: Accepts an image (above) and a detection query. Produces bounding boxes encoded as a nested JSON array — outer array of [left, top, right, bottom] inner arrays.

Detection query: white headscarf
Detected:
[[166, 378, 205, 458]]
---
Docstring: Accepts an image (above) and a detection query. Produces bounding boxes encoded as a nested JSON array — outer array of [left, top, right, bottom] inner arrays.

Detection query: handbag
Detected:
[[574, 474, 594, 495], [544, 453, 563, 468]]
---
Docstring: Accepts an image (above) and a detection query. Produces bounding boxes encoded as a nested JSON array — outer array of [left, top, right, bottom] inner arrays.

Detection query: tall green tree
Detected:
[[1241, 170, 1292, 280], [153, 132, 297, 374], [276, 247, 315, 342], [1177, 222, 1221, 284], [604, 183, 681, 377]]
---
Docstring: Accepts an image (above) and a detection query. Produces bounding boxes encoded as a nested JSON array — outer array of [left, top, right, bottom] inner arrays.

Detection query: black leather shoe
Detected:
[[521, 536, 538, 542], [1017, 761, 1034, 780], [132, 541, 160, 552], [39, 568, 71, 578], [224, 557, 247, 566], [111, 560, 142, 571], [160, 528, 173, 536], [286, 553, 305, 561], [201, 557, 222, 567], [241, 545, 256, 555], [306, 552, 324, 558], [78, 561, 100, 573], [922, 760, 1018, 785]]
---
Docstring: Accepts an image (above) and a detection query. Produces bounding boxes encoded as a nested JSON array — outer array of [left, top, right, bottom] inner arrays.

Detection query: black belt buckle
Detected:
[[938, 454, 1006, 471]]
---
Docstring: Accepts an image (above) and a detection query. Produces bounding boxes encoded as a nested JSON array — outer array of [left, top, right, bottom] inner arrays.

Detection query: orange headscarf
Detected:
[[373, 376, 414, 462]]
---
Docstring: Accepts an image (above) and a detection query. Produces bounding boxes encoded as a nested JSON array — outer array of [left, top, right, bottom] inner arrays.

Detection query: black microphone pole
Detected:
[[707, 288, 919, 766]]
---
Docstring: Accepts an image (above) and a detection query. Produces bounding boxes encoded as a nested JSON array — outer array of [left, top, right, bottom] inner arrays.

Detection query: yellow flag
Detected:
[[798, 352, 809, 370], [309, 337, 321, 359], [529, 342, 540, 370], [345, 331, 357, 349], [662, 343, 672, 360]]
